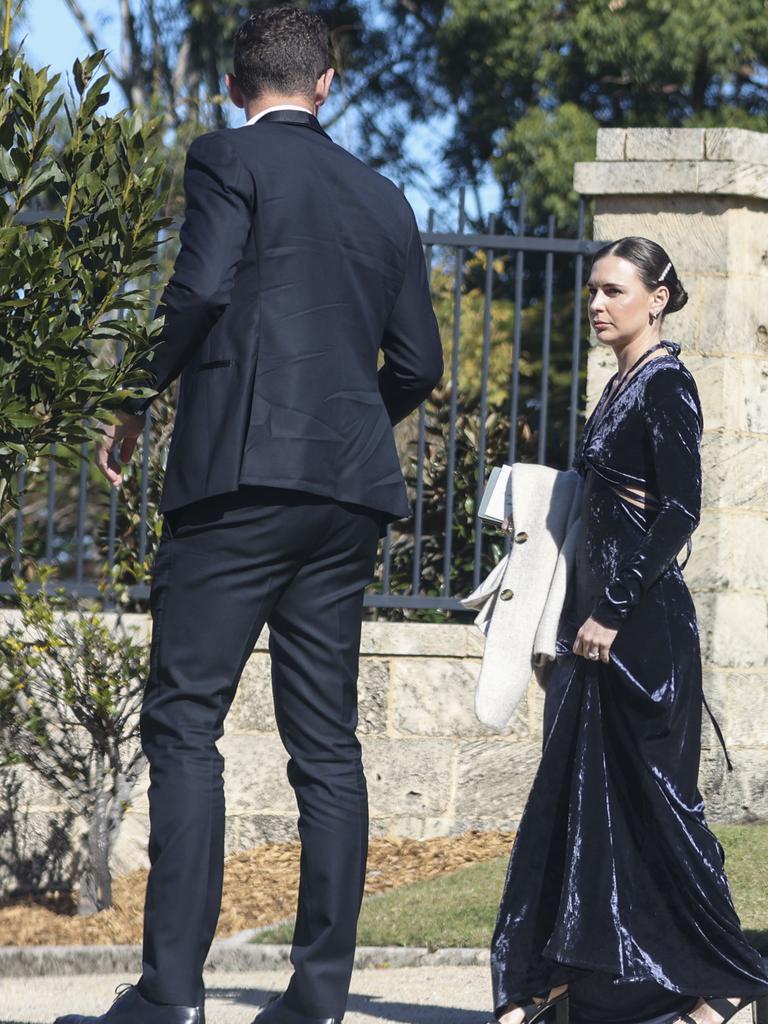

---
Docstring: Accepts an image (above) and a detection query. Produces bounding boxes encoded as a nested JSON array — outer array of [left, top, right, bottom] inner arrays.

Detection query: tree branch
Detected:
[[59, 0, 123, 85], [118, 0, 146, 112], [396, 0, 438, 32], [323, 55, 406, 128]]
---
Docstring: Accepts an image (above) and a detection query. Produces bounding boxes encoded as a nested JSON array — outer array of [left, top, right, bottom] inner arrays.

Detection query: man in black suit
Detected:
[[58, 8, 441, 1024]]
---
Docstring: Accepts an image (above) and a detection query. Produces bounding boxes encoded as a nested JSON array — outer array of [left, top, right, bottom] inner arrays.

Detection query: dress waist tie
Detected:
[[702, 692, 733, 772]]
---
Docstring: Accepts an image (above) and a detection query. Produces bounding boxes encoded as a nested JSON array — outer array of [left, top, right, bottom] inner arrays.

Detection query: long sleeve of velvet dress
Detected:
[[490, 342, 768, 1024]]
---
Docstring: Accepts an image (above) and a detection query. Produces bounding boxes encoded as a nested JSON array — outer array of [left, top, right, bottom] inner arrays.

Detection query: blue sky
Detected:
[[24, 0, 500, 225], [26, 0, 122, 110]]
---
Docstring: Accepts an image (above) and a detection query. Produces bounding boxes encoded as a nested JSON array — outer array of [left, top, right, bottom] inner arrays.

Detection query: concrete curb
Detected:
[[0, 943, 488, 978]]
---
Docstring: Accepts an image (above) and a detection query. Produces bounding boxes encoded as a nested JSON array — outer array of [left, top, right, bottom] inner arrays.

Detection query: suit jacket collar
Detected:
[[255, 108, 330, 140]]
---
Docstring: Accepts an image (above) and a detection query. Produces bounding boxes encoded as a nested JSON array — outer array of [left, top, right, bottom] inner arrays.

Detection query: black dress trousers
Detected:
[[137, 486, 382, 1016]]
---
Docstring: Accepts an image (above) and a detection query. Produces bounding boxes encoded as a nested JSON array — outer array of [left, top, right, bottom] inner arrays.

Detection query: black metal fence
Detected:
[[3, 192, 603, 613]]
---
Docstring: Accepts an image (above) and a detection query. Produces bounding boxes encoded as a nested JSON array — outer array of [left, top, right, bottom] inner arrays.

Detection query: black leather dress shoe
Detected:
[[54, 984, 205, 1024], [251, 993, 341, 1024]]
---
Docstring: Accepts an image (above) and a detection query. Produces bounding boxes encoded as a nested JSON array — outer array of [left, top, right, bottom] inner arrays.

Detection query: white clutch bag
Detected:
[[477, 464, 513, 525]]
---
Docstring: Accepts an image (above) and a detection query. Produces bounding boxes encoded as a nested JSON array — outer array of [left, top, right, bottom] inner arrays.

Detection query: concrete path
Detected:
[[0, 968, 757, 1024], [2, 967, 494, 1024]]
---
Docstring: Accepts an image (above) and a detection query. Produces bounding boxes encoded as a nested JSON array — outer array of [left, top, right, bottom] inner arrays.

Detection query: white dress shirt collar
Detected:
[[241, 104, 315, 127]]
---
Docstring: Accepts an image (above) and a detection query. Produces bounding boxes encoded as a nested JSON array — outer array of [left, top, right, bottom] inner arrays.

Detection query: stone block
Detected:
[[527, 674, 548, 739], [449, 817, 520, 837], [593, 200, 728, 277], [226, 814, 299, 850], [700, 747, 768, 822], [705, 128, 768, 165], [358, 622, 470, 657], [592, 196, 768, 278], [663, 276, 699, 349], [575, 160, 700, 196], [692, 591, 716, 665], [0, 764, 66, 812], [124, 764, 150, 814], [625, 128, 705, 162], [111, 812, 150, 875], [391, 657, 526, 738], [681, 353, 739, 431], [701, 434, 768, 511], [357, 657, 390, 734], [737, 358, 768, 433], [697, 162, 768, 201], [725, 672, 768, 747], [361, 738, 454, 816], [455, 739, 540, 820], [0, 808, 76, 892], [465, 627, 486, 658], [724, 512, 768, 591], [228, 653, 389, 735], [700, 672, 727, 752], [252, 625, 270, 651], [585, 345, 615, 412], [228, 653, 275, 733], [219, 735, 296, 815], [596, 128, 626, 161], [684, 511, 731, 592], [696, 592, 768, 669], [383, 815, 456, 839], [723, 206, 768, 278]]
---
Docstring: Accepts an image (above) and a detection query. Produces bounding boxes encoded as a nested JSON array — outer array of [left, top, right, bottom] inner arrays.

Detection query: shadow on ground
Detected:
[[207, 986, 490, 1022]]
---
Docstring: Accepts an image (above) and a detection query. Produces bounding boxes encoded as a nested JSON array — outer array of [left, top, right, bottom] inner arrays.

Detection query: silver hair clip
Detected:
[[658, 261, 672, 282]]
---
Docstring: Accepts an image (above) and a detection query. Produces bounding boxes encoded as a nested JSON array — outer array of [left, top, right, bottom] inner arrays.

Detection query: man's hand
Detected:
[[95, 410, 146, 486], [572, 616, 618, 664]]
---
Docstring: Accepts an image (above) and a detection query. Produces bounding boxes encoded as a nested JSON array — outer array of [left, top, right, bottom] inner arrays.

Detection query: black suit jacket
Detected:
[[124, 109, 443, 522]]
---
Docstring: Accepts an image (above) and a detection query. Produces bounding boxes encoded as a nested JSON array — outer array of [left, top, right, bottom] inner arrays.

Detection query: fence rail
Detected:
[[3, 194, 603, 612]]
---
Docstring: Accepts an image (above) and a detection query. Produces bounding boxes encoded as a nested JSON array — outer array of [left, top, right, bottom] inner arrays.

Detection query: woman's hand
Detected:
[[573, 617, 618, 664]]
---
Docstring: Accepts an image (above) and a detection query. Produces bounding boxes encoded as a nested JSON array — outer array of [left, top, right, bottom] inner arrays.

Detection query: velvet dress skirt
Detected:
[[490, 348, 768, 1024]]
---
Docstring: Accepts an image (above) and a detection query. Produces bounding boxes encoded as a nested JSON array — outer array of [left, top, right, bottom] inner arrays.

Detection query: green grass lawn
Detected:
[[253, 825, 768, 951]]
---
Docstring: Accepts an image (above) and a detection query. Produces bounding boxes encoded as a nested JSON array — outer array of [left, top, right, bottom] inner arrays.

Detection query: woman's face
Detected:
[[587, 255, 667, 346]]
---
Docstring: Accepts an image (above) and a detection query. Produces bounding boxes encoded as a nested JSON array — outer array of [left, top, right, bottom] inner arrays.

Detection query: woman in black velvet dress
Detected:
[[488, 237, 768, 1024]]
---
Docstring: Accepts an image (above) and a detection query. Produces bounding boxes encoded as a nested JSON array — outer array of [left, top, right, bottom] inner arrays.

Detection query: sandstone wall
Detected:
[[576, 127, 768, 821]]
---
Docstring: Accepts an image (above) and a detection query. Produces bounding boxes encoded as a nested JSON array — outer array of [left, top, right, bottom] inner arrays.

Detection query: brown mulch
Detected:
[[0, 830, 514, 947]]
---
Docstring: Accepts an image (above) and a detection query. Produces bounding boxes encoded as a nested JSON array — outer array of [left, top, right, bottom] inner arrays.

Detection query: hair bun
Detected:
[[665, 276, 688, 315]]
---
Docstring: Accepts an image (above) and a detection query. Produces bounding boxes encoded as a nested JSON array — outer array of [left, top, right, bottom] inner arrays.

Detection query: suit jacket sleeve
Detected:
[[120, 131, 255, 414], [377, 212, 443, 426]]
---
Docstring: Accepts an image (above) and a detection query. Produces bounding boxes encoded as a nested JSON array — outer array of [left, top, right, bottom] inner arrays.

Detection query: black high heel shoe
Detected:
[[490, 990, 569, 1024], [679, 997, 751, 1023]]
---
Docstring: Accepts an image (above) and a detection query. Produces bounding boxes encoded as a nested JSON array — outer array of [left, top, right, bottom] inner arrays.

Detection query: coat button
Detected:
[[514, 531, 528, 543], [500, 589, 514, 600]]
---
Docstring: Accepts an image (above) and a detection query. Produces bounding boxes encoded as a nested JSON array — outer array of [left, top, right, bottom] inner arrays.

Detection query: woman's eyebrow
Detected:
[[586, 281, 623, 288]]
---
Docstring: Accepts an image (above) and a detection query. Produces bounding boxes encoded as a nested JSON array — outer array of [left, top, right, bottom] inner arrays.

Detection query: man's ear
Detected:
[[225, 72, 246, 110], [314, 68, 335, 109]]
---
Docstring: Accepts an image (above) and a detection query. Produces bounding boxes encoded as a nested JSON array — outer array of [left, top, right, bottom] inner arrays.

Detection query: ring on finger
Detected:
[[588, 648, 600, 660]]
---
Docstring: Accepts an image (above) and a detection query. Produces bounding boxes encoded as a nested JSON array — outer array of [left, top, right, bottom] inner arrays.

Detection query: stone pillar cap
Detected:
[[575, 127, 768, 199]]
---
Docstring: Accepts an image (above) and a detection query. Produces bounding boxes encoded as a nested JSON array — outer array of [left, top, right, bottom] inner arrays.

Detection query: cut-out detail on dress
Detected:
[[610, 482, 660, 511]]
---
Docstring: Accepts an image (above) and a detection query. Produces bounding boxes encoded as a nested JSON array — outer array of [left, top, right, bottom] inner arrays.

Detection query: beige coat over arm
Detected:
[[462, 463, 584, 730]]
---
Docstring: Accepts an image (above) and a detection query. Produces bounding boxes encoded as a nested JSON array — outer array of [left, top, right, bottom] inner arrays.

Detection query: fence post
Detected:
[[574, 128, 768, 821]]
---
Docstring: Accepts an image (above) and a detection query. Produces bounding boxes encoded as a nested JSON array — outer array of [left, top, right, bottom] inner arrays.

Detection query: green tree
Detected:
[[0, 0, 170, 548], [436, 0, 768, 225], [0, 570, 148, 914], [58, 0, 444, 180]]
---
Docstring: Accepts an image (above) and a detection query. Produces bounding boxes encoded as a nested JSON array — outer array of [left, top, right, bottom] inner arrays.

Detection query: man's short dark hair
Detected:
[[234, 6, 330, 101]]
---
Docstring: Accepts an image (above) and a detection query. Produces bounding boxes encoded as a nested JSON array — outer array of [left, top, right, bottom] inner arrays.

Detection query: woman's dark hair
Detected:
[[591, 236, 688, 317], [234, 6, 330, 101]]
